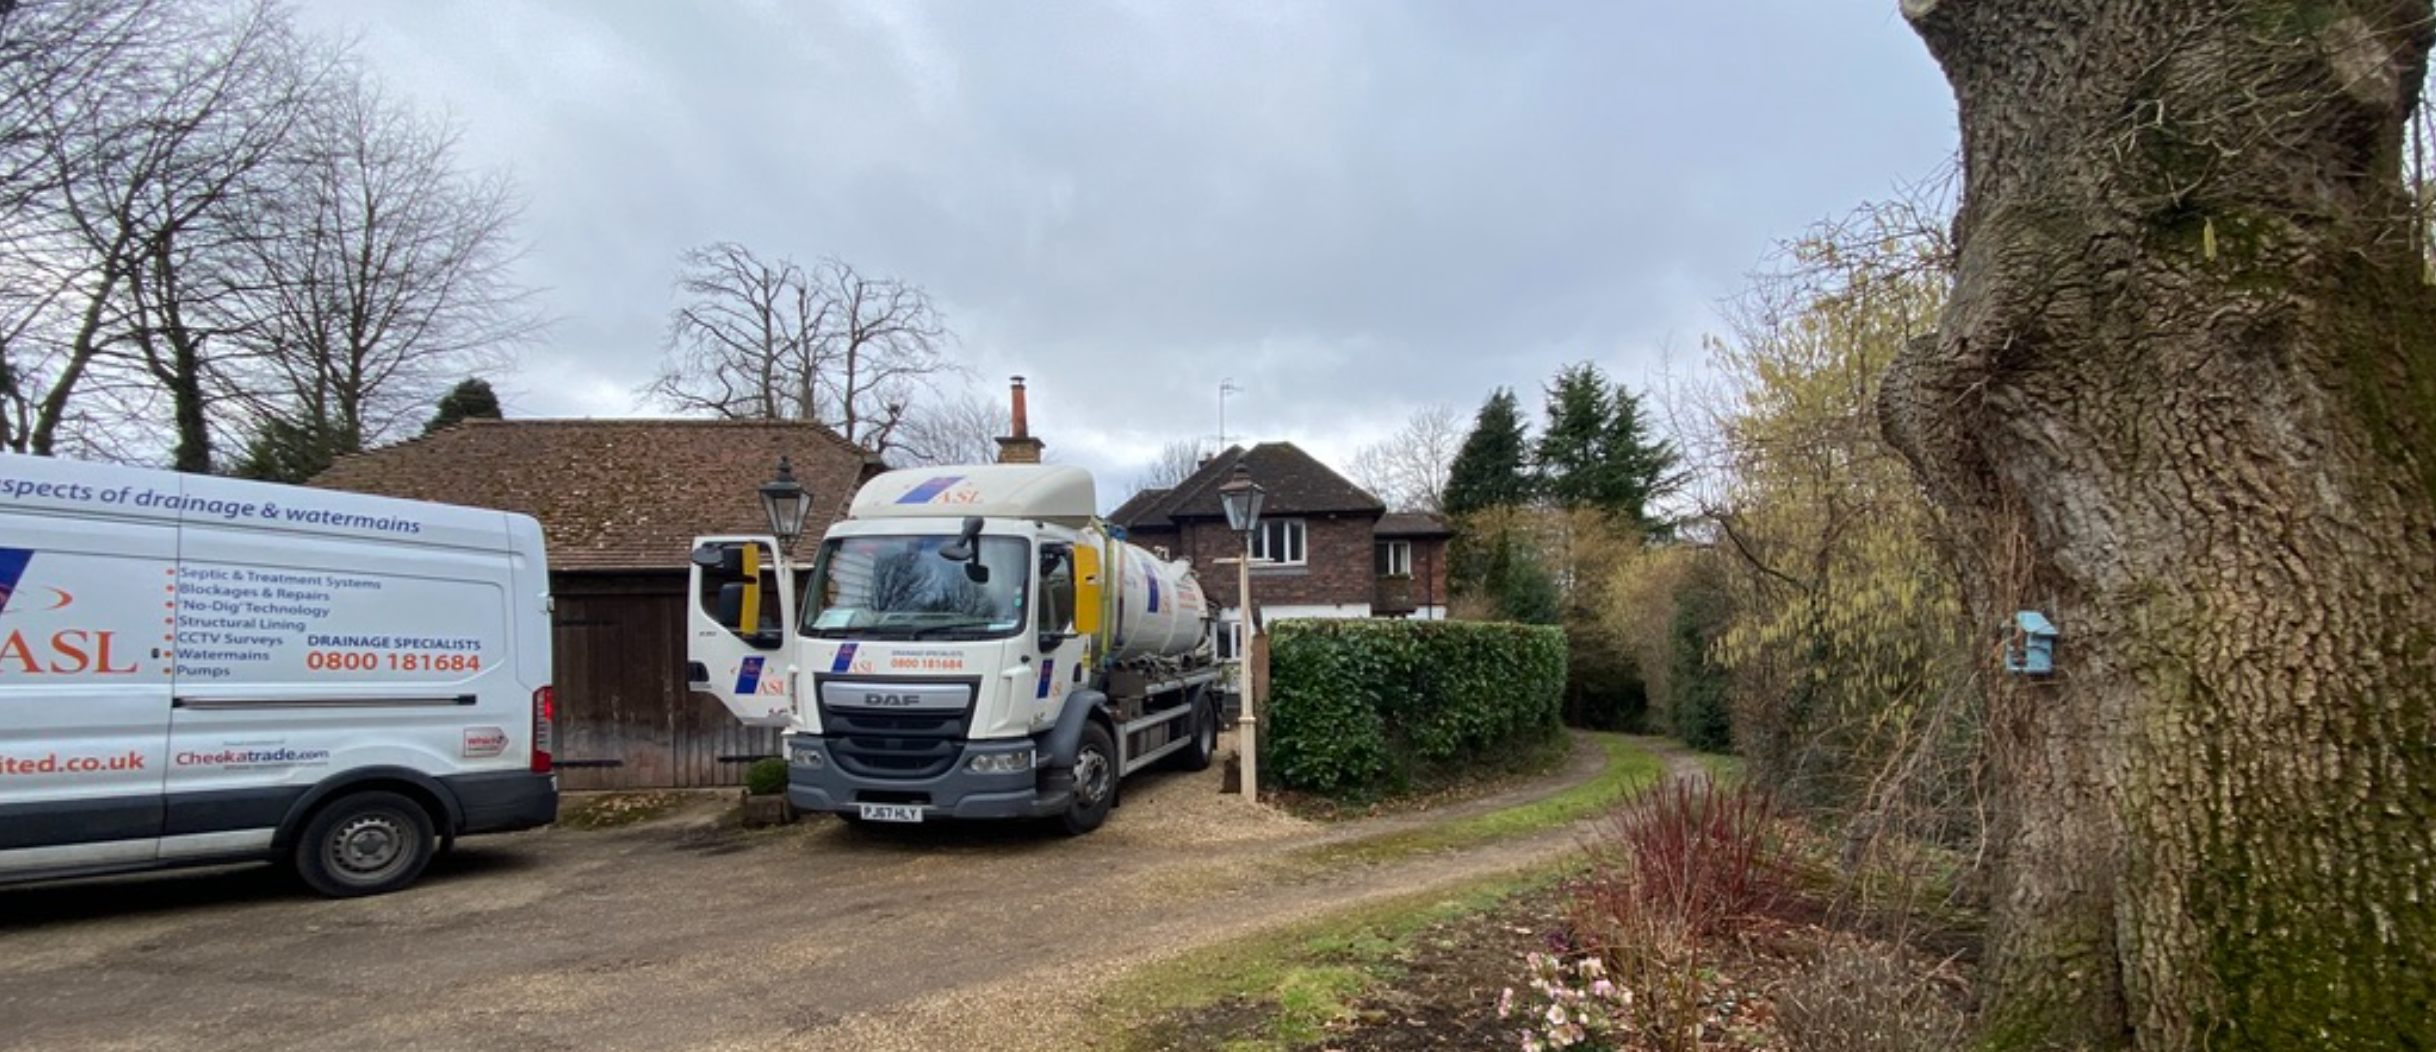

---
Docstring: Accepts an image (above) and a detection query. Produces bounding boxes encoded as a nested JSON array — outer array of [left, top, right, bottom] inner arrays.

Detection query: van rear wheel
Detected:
[[294, 791, 435, 898]]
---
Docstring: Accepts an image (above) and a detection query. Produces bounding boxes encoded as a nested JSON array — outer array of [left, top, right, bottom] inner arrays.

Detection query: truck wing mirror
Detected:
[[937, 516, 986, 563], [692, 543, 745, 576]]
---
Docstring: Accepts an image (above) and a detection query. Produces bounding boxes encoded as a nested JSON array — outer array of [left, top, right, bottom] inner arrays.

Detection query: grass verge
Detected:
[[1282, 733, 1663, 869], [1094, 733, 1666, 1052], [1096, 867, 1571, 1052]]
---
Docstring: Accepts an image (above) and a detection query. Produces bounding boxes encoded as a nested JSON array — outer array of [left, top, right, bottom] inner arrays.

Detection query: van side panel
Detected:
[[163, 509, 528, 850], [1, 454, 558, 892], [0, 487, 176, 875]]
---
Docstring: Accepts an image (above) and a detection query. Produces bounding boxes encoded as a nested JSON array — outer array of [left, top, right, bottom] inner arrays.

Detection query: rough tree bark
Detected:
[[1885, 2, 2436, 1049]]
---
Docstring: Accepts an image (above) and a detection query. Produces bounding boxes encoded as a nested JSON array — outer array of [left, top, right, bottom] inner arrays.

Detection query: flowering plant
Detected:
[[1496, 951, 1630, 1051]]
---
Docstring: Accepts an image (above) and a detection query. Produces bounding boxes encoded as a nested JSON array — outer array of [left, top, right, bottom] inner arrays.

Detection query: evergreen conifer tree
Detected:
[[1442, 388, 1533, 516], [424, 377, 504, 435]]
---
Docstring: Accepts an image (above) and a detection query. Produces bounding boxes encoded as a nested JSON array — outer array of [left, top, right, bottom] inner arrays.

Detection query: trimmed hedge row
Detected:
[[1261, 618, 1566, 798]]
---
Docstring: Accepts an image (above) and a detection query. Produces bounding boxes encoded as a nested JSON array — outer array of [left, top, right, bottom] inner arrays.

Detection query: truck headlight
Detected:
[[788, 742, 826, 769], [966, 748, 1034, 774]]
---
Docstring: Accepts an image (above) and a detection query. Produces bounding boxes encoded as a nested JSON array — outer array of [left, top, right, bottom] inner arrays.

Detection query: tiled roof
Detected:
[[1107, 486, 1172, 530], [1375, 512, 1453, 538], [308, 419, 886, 572], [1113, 442, 1384, 528]]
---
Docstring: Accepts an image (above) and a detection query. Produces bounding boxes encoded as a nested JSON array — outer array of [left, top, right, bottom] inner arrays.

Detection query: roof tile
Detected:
[[1113, 442, 1384, 527], [308, 419, 886, 571]]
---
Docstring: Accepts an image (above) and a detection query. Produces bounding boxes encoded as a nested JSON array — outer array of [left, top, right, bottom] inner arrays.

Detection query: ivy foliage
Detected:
[[1263, 618, 1565, 799]]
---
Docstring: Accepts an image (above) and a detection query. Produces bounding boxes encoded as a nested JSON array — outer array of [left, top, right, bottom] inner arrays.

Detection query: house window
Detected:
[[1375, 539, 1411, 577], [1253, 519, 1306, 565]]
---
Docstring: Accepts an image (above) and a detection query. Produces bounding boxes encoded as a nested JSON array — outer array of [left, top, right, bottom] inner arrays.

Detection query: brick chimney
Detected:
[[994, 375, 1046, 464]]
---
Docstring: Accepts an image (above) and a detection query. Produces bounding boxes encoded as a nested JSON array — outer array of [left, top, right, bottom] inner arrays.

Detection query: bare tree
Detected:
[[118, 6, 327, 472], [646, 244, 960, 457], [890, 384, 1009, 467], [1887, 3, 2436, 1045], [0, 0, 155, 214], [227, 66, 537, 473], [7, 0, 312, 463], [644, 242, 828, 421], [0, 0, 174, 454], [809, 256, 953, 455], [1130, 437, 1208, 494], [1346, 403, 1462, 512]]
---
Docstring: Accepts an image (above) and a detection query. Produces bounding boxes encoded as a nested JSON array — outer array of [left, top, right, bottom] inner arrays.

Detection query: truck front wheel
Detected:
[[1057, 722, 1117, 835], [294, 791, 436, 898]]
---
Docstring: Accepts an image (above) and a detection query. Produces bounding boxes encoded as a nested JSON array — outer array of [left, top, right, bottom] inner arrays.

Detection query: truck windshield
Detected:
[[802, 534, 1031, 639]]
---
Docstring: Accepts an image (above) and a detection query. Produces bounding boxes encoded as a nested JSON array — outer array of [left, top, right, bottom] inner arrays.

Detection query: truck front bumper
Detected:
[[784, 737, 1068, 821]]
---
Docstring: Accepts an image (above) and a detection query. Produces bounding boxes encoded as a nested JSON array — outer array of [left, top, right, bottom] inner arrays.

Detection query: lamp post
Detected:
[[1217, 463, 1266, 802], [759, 456, 812, 559]]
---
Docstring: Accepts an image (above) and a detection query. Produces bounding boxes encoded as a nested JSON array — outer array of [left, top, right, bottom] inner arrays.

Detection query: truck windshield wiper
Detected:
[[905, 619, 995, 639]]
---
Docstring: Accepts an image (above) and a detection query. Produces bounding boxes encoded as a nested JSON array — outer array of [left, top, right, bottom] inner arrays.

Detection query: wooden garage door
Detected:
[[551, 578, 781, 790]]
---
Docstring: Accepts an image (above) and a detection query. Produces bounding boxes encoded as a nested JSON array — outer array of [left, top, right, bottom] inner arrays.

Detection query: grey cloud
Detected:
[[298, 0, 1954, 480]]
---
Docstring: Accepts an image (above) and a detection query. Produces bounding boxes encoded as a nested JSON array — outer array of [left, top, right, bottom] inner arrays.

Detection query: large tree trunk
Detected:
[[1885, 2, 2436, 1048]]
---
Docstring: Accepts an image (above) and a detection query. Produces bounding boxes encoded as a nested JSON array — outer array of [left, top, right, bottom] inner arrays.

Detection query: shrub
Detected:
[[1776, 935, 1966, 1052], [743, 756, 789, 796], [1263, 618, 1564, 799], [1558, 774, 1784, 1051]]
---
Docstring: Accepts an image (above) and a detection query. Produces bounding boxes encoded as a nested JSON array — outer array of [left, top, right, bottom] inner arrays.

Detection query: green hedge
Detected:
[[1262, 618, 1565, 798]]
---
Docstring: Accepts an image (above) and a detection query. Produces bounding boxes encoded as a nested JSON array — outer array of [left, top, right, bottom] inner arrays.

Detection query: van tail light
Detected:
[[532, 685, 556, 774]]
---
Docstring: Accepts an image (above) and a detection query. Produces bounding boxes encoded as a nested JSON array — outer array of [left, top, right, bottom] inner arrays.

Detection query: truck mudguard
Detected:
[[1041, 687, 1110, 768]]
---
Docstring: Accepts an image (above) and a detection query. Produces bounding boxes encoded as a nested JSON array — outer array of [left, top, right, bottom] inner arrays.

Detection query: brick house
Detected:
[[1110, 443, 1453, 656], [310, 418, 885, 789]]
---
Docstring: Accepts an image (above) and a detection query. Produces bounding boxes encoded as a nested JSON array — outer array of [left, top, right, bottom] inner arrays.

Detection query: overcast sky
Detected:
[[294, 2, 1956, 496]]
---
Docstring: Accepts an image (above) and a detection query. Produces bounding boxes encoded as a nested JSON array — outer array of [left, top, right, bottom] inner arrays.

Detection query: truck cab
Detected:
[[687, 464, 1219, 834]]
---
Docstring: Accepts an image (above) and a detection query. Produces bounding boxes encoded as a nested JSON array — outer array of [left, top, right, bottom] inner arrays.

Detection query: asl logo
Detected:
[[0, 547, 136, 675], [0, 547, 81, 615], [0, 547, 31, 614], [0, 630, 138, 675]]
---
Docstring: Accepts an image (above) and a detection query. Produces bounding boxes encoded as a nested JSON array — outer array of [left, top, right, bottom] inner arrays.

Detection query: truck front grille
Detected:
[[817, 677, 978, 781]]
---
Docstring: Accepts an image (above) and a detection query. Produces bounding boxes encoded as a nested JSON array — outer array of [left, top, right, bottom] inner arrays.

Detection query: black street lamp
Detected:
[[1218, 463, 1266, 535], [759, 456, 812, 554]]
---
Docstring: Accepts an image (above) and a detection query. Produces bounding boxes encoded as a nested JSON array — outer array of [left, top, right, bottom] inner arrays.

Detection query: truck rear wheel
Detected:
[[294, 790, 436, 898], [1057, 722, 1117, 835], [1171, 695, 1217, 773]]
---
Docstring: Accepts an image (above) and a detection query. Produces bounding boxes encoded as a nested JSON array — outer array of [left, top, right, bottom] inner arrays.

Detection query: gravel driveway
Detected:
[[0, 733, 1634, 1052]]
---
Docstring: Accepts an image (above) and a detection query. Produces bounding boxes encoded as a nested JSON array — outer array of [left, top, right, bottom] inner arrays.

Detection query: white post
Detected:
[[1236, 540, 1257, 803]]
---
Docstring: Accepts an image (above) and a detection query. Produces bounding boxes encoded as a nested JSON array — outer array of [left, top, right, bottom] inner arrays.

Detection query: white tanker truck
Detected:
[[686, 463, 1223, 834]]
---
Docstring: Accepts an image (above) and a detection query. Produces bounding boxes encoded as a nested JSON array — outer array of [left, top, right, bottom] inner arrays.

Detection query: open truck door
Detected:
[[685, 537, 797, 727]]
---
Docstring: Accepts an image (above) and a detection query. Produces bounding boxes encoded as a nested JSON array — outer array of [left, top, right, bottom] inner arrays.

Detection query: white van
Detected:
[[0, 453, 558, 897]]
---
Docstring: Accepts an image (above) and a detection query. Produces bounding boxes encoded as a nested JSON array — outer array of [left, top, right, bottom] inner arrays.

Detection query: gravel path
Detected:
[[0, 733, 1701, 1052], [786, 732, 1702, 1052]]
